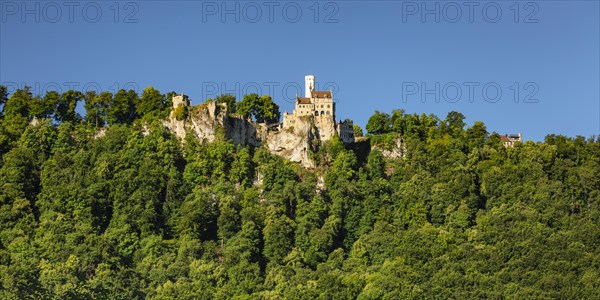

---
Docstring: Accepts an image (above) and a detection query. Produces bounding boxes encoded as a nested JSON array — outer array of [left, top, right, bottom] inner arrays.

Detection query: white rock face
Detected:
[[373, 137, 407, 159], [263, 116, 317, 168], [164, 102, 260, 146], [165, 101, 226, 143], [225, 116, 261, 147], [314, 115, 337, 141]]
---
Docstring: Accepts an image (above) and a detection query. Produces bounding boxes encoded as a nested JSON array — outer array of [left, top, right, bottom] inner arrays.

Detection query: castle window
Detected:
[[321, 111, 324, 115], [327, 105, 330, 108], [326, 111, 330, 115], [315, 111, 319, 116]]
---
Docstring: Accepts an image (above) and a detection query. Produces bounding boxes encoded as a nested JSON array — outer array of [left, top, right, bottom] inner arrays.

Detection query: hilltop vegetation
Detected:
[[0, 86, 599, 299]]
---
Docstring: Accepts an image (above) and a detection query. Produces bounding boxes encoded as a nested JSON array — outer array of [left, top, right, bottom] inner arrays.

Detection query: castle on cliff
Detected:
[[283, 75, 354, 143], [172, 75, 355, 145]]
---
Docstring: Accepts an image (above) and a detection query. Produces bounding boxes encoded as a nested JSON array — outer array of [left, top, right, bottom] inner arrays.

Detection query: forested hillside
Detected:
[[1, 86, 599, 299]]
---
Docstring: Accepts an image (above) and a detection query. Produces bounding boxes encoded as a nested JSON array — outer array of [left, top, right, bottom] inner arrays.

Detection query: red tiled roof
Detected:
[[297, 97, 311, 104], [311, 91, 332, 98], [500, 135, 510, 142]]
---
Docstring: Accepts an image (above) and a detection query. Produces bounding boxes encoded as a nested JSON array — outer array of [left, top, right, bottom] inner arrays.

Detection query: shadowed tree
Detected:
[[84, 91, 111, 127], [109, 89, 138, 124], [55, 90, 83, 123], [0, 85, 9, 115]]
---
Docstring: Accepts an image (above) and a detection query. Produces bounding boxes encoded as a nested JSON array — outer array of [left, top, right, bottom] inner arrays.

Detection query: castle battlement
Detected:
[[172, 93, 191, 107]]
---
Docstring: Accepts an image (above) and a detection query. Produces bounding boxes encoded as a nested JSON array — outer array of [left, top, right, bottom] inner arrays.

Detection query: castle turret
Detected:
[[172, 93, 190, 108], [305, 75, 315, 98]]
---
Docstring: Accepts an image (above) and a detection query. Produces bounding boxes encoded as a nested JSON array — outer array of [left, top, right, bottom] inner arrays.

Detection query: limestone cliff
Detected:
[[373, 137, 407, 159], [164, 101, 261, 146], [263, 116, 318, 168], [163, 102, 319, 168]]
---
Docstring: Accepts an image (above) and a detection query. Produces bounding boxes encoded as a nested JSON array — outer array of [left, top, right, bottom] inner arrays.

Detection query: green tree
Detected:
[[108, 89, 138, 124], [84, 91, 111, 127], [465, 121, 488, 149], [353, 124, 364, 137], [215, 94, 237, 113], [137, 86, 165, 118], [366, 111, 391, 135], [236, 94, 280, 124], [3, 88, 32, 121], [366, 150, 385, 179], [54, 90, 83, 123], [444, 111, 466, 136], [263, 208, 295, 265], [0, 85, 8, 114], [2, 88, 33, 147], [31, 91, 58, 120]]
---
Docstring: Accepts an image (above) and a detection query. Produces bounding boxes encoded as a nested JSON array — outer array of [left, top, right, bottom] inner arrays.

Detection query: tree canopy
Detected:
[[0, 85, 599, 299], [236, 94, 280, 124]]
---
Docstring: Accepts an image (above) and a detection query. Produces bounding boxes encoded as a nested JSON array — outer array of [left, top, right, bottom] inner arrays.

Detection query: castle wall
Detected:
[[312, 98, 334, 117], [294, 102, 315, 116]]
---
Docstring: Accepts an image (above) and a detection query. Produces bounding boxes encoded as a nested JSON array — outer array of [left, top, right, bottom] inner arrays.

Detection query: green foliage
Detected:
[[353, 124, 364, 137], [84, 91, 110, 127], [365, 111, 391, 135], [173, 105, 187, 121], [444, 111, 466, 137], [109, 89, 138, 125], [236, 94, 280, 124], [214, 94, 237, 113], [369, 132, 399, 150], [3, 88, 33, 124], [465, 120, 488, 149], [137, 86, 166, 119], [30, 92, 55, 120], [0, 85, 7, 112], [0, 90, 598, 299], [55, 90, 83, 123]]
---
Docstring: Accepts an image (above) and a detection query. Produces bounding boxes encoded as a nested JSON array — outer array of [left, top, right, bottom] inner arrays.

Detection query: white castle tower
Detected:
[[305, 75, 315, 98]]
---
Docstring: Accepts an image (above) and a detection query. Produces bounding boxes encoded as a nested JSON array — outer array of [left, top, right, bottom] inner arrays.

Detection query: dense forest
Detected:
[[0, 85, 599, 299]]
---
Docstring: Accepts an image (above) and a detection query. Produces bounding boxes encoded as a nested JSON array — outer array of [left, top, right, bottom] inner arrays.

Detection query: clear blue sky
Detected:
[[1, 1, 598, 141]]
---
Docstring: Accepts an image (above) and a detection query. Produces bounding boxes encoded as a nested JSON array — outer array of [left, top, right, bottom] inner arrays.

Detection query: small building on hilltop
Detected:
[[337, 119, 354, 144], [172, 93, 191, 108], [501, 133, 522, 147], [283, 75, 355, 143]]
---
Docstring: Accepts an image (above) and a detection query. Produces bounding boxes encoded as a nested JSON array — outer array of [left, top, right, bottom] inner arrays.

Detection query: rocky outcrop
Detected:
[[163, 102, 320, 168], [263, 116, 318, 168], [166, 101, 226, 144], [226, 116, 261, 147], [164, 102, 260, 146], [373, 137, 406, 159], [313, 115, 337, 141]]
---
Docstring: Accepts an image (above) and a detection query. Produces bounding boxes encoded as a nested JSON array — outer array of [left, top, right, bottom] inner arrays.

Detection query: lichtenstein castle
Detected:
[[283, 75, 354, 143], [166, 75, 355, 168]]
